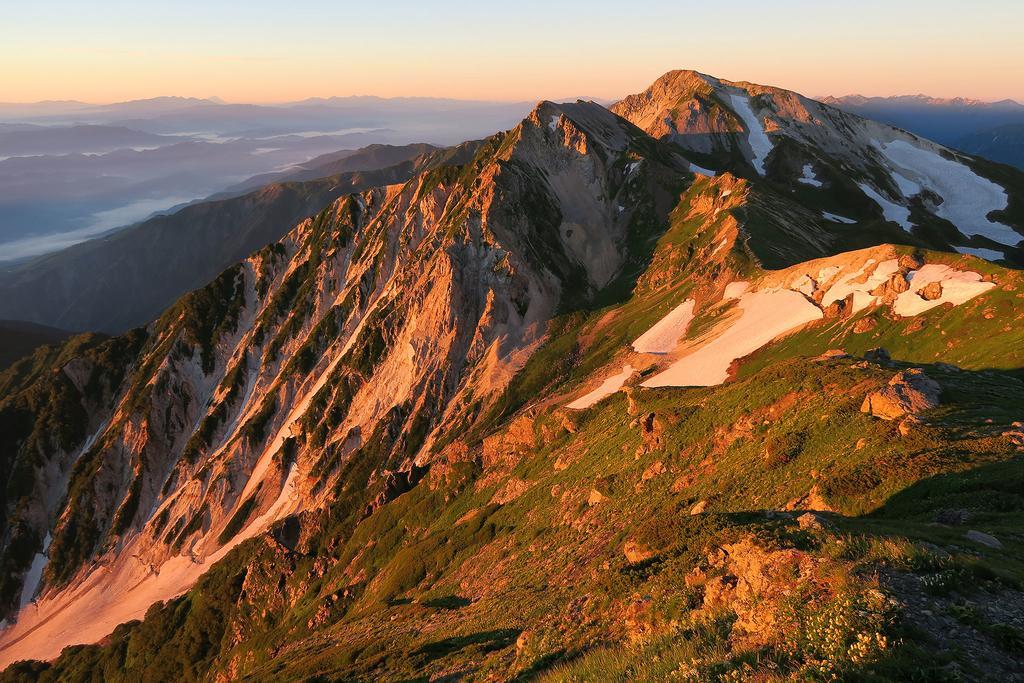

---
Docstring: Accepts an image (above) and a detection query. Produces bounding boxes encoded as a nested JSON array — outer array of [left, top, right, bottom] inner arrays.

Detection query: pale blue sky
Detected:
[[2, 0, 1021, 102]]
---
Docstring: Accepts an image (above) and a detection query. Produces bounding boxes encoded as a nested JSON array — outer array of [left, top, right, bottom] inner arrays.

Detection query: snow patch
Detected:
[[816, 266, 842, 283], [18, 533, 51, 610], [822, 211, 856, 224], [892, 264, 996, 317], [642, 289, 822, 387], [548, 115, 559, 131], [876, 140, 1018, 246], [0, 461, 301, 666], [798, 164, 823, 187], [689, 161, 717, 176], [728, 92, 773, 175], [566, 365, 634, 409], [632, 299, 696, 354], [790, 274, 816, 297], [723, 281, 750, 300], [819, 258, 898, 313], [858, 182, 913, 230], [955, 245, 1004, 261], [889, 169, 921, 198]]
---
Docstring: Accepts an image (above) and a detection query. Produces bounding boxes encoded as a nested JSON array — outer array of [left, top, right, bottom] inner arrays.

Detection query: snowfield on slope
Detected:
[[892, 264, 996, 316], [17, 533, 51, 611], [689, 161, 717, 176], [0, 458, 302, 667], [566, 365, 634, 409], [723, 281, 750, 299], [642, 289, 822, 387], [728, 92, 773, 175], [820, 258, 901, 313], [635, 252, 996, 391], [955, 245, 1004, 261], [631, 299, 695, 354], [798, 164, 823, 187], [822, 211, 856, 224], [876, 140, 1019, 246], [859, 182, 913, 230]]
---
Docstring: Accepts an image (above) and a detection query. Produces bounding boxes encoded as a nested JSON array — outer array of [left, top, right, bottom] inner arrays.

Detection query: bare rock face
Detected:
[[692, 538, 817, 645], [870, 271, 910, 300], [635, 412, 664, 455], [853, 317, 877, 333], [861, 369, 941, 421], [482, 415, 537, 470]]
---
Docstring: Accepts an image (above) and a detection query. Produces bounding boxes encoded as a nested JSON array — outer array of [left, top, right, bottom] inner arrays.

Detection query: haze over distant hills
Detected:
[[825, 94, 1024, 169], [0, 95, 531, 262], [0, 142, 478, 333]]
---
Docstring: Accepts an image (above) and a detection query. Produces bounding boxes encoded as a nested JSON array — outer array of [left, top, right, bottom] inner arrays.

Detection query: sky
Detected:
[[2, 0, 1022, 104]]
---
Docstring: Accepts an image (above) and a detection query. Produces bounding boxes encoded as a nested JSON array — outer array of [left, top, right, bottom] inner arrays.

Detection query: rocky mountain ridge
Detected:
[[1, 70, 1023, 680]]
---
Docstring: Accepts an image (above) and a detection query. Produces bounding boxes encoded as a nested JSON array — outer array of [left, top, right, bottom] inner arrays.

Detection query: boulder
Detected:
[[852, 317, 877, 334], [640, 460, 665, 482], [920, 281, 943, 301], [797, 512, 831, 531], [870, 271, 910, 299], [965, 530, 1002, 549], [689, 499, 708, 515], [861, 368, 941, 420], [515, 630, 532, 654], [1002, 421, 1024, 448], [935, 509, 971, 525]]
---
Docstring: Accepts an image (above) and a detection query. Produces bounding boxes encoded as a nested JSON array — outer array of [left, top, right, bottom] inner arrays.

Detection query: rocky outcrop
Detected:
[[861, 369, 942, 420]]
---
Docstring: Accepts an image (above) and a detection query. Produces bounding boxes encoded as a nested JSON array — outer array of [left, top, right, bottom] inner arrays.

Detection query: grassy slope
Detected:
[[11, 333, 1023, 682]]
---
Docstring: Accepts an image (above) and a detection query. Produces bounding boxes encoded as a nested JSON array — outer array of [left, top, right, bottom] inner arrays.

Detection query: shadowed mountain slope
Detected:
[[0, 143, 478, 333]]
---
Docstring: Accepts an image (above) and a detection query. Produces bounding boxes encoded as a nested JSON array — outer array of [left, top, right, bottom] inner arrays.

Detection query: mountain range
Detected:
[[0, 70, 1022, 681], [0, 96, 531, 264], [825, 94, 1024, 170]]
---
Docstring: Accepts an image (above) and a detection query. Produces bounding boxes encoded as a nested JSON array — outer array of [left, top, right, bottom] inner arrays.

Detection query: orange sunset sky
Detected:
[[2, 0, 1021, 104]]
